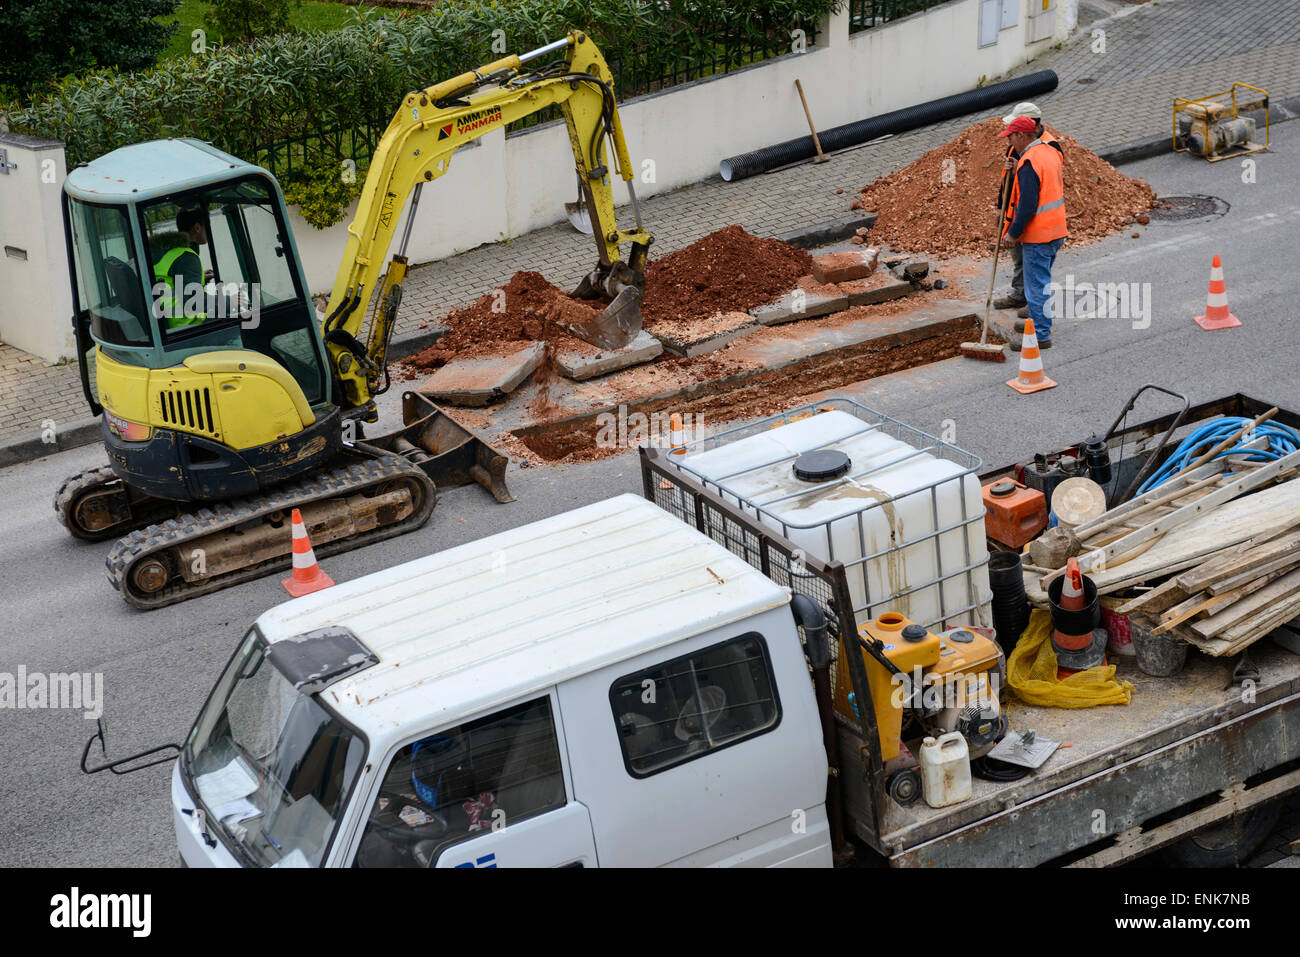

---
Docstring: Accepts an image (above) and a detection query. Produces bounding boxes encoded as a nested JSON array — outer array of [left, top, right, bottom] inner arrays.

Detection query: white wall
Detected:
[[3, 0, 1076, 357], [0, 134, 75, 362], [292, 0, 1074, 292]]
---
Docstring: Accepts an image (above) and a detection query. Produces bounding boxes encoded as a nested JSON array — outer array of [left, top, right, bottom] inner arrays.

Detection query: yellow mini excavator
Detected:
[[56, 31, 653, 609]]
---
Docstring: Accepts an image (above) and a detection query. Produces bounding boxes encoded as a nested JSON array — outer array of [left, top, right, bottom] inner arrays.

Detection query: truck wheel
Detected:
[[1163, 801, 1283, 868]]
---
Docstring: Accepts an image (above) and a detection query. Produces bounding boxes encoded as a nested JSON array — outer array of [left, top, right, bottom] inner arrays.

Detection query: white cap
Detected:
[[1002, 101, 1043, 124]]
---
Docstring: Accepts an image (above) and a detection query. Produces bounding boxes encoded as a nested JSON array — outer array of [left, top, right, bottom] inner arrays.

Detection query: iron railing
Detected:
[[849, 0, 949, 33]]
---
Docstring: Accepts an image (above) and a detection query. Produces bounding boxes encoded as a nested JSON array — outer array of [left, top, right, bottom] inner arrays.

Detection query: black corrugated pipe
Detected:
[[790, 593, 845, 857], [720, 70, 1059, 182]]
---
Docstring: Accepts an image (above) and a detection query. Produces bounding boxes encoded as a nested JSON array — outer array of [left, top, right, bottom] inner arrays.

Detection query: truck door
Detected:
[[349, 693, 597, 868]]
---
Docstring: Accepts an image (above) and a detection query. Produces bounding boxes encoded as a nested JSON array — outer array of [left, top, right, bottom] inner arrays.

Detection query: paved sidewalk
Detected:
[[4, 0, 1300, 448], [396, 0, 1300, 336]]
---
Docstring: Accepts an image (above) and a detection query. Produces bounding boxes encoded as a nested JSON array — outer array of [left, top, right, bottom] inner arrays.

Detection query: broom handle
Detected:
[[981, 165, 1015, 344]]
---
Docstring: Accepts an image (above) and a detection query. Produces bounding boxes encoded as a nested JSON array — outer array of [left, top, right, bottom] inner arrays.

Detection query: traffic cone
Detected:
[[1006, 317, 1058, 394], [660, 413, 687, 489], [281, 508, 335, 597], [1194, 254, 1241, 330], [1050, 557, 1106, 679]]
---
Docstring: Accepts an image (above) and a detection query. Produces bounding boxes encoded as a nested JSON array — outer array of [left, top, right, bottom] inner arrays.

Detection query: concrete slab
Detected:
[[750, 286, 848, 326], [776, 212, 877, 249], [555, 330, 663, 381], [418, 341, 544, 406], [651, 311, 758, 357], [812, 248, 879, 284], [839, 273, 916, 307]]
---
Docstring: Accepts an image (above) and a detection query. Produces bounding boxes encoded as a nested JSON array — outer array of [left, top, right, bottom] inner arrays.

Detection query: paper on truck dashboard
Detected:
[[195, 759, 258, 808]]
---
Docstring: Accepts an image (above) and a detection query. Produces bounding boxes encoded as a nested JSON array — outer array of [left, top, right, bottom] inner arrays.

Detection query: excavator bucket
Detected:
[[365, 392, 515, 503], [564, 260, 645, 351]]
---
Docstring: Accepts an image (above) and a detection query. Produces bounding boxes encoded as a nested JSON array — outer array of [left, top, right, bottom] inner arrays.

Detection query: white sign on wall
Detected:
[[978, 0, 1001, 47], [1000, 0, 1019, 28]]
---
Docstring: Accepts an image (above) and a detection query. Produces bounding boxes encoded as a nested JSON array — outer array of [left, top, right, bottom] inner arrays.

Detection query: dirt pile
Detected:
[[401, 228, 814, 377], [641, 225, 813, 323], [402, 271, 601, 376], [854, 118, 1159, 257]]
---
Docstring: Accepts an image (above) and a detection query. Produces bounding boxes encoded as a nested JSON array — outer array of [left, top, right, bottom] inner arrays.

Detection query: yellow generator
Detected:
[[838, 612, 1006, 806]]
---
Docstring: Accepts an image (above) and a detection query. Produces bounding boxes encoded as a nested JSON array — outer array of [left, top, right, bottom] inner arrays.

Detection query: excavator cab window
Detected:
[[138, 176, 328, 406], [66, 199, 154, 350]]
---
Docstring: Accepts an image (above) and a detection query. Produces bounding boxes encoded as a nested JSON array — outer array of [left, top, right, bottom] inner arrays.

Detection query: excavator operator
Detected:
[[151, 207, 210, 329]]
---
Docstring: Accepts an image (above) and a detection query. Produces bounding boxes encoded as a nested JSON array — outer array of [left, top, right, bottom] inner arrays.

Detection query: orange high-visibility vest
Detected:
[[1004, 139, 1067, 243], [999, 128, 1061, 213]]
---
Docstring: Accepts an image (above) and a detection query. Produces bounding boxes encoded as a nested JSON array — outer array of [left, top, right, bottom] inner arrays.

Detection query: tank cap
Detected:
[[793, 449, 851, 483], [989, 479, 1017, 497], [949, 629, 975, 643], [902, 624, 928, 643]]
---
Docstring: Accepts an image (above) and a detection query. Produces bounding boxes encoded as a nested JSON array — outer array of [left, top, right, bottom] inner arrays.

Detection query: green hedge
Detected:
[[4, 0, 841, 226]]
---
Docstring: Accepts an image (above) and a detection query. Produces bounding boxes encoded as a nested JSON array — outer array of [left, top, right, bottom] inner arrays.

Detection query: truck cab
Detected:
[[173, 494, 831, 867]]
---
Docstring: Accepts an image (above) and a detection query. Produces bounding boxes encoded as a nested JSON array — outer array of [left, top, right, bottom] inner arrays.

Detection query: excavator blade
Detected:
[[559, 284, 644, 352]]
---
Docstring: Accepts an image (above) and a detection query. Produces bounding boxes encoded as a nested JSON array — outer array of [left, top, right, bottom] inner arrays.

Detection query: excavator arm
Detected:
[[322, 30, 653, 414]]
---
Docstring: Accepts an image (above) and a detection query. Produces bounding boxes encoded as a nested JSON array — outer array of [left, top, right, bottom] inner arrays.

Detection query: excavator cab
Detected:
[[63, 139, 341, 503]]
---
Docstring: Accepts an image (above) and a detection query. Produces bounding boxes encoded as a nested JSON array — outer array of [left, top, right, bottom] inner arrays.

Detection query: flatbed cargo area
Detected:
[[854, 644, 1300, 865]]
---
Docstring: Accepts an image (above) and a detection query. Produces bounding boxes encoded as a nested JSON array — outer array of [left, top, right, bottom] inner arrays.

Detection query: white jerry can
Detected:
[[919, 732, 972, 808]]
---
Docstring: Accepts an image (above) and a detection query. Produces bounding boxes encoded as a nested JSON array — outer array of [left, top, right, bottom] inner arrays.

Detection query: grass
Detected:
[[158, 0, 408, 59]]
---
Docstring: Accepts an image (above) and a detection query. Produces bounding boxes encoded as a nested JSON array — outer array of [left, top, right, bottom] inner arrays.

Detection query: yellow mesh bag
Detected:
[[1007, 609, 1134, 707]]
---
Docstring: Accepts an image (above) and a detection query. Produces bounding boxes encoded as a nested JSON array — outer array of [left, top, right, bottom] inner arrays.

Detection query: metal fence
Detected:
[[849, 0, 948, 33], [251, 20, 823, 176]]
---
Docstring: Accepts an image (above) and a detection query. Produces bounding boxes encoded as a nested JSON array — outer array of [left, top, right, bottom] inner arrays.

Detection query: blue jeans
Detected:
[[1021, 237, 1064, 341]]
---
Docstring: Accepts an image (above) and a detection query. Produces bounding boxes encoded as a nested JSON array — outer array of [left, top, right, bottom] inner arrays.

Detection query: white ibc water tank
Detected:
[[677, 408, 991, 630]]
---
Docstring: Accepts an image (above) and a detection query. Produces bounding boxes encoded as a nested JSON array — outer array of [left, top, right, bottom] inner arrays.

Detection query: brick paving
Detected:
[[6, 0, 1300, 445]]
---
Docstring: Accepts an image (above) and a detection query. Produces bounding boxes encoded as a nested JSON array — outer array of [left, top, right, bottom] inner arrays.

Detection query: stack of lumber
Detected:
[[1023, 436, 1300, 657], [1115, 525, 1300, 656]]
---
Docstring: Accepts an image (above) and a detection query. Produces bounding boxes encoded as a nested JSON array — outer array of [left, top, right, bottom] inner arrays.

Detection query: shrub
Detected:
[[4, 0, 842, 226], [0, 0, 179, 99], [210, 0, 300, 43]]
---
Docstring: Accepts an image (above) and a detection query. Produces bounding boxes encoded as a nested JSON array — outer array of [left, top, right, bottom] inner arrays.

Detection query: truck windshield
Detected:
[[185, 630, 364, 867]]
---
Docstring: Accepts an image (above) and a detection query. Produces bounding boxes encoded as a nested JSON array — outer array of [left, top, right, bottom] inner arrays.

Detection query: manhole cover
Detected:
[[1146, 194, 1230, 224]]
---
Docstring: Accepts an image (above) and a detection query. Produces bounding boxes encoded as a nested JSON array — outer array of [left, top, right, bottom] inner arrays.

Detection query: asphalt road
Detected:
[[1, 124, 1297, 867]]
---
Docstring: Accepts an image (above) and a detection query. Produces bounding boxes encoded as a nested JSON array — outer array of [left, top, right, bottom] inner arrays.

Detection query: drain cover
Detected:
[[1147, 194, 1230, 224]]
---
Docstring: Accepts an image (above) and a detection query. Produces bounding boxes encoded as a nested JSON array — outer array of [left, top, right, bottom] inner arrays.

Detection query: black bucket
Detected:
[[989, 551, 1030, 655]]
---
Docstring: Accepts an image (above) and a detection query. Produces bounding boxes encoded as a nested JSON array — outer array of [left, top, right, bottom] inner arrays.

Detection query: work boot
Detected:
[[993, 293, 1026, 310], [1007, 336, 1051, 352], [1016, 305, 1030, 318]]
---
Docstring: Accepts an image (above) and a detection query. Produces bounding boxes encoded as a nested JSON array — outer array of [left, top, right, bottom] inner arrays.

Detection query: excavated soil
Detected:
[[512, 312, 980, 464], [640, 226, 814, 323], [854, 118, 1160, 258], [399, 227, 813, 377], [401, 272, 603, 377]]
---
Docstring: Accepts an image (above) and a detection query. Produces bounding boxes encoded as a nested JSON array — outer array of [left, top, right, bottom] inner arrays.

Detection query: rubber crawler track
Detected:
[[105, 452, 436, 610], [55, 465, 185, 542]]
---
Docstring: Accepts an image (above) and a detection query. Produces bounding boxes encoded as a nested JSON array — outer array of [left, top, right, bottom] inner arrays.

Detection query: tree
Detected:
[[0, 0, 179, 100], [210, 0, 300, 43]]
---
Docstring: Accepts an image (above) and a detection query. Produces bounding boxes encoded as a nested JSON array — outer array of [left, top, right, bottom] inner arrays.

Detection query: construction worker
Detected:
[[151, 208, 209, 329], [993, 103, 1063, 317], [999, 114, 1067, 350]]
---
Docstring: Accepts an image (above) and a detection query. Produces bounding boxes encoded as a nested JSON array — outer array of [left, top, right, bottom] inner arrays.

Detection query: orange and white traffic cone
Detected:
[[1194, 254, 1241, 330], [659, 413, 687, 490], [1051, 557, 1106, 679], [1006, 317, 1058, 394], [281, 508, 335, 597]]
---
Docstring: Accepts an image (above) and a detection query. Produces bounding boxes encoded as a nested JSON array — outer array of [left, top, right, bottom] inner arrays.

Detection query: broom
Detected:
[[961, 173, 1014, 362]]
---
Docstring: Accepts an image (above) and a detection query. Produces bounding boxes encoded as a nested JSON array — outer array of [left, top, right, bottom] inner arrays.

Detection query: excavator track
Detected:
[[55, 465, 184, 542], [105, 450, 435, 610]]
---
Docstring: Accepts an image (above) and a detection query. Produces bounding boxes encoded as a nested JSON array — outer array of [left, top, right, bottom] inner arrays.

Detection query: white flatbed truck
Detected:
[[167, 393, 1300, 867]]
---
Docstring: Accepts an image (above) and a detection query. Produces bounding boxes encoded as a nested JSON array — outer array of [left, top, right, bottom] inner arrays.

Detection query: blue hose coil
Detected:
[[1136, 418, 1300, 495]]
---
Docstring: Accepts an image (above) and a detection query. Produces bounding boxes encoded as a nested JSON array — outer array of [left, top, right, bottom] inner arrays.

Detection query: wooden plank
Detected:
[[1202, 569, 1289, 615], [1152, 591, 1225, 635], [1079, 479, 1300, 593], [1115, 576, 1191, 615], [1190, 567, 1300, 639], [1074, 449, 1300, 577], [1177, 528, 1300, 591], [1206, 551, 1300, 595]]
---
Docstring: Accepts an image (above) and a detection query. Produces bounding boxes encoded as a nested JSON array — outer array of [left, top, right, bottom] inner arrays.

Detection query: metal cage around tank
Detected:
[[660, 397, 991, 632]]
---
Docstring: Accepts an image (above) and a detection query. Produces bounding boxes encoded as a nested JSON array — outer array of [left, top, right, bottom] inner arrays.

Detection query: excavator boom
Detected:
[[323, 31, 653, 412]]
